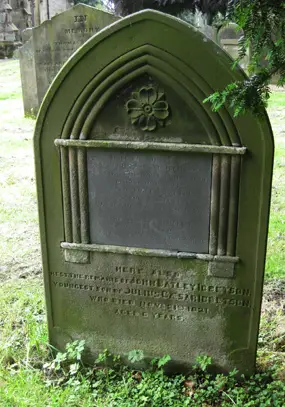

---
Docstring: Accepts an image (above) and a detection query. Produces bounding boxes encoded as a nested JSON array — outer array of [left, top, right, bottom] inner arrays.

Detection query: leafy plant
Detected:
[[115, 0, 228, 22], [151, 354, 172, 369], [127, 349, 145, 363], [43, 340, 86, 386], [204, 0, 285, 115], [96, 348, 111, 364], [115, 0, 285, 115], [194, 354, 212, 372]]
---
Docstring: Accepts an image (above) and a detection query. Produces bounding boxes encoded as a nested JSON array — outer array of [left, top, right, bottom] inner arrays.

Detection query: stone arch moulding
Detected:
[[54, 46, 245, 278], [35, 10, 273, 282]]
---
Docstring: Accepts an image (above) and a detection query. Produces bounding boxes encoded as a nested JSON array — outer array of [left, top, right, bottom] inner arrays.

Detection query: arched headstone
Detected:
[[34, 10, 274, 374], [218, 23, 250, 70], [19, 4, 119, 115]]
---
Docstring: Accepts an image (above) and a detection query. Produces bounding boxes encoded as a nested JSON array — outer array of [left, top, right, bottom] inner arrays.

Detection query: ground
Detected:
[[0, 60, 40, 282], [0, 59, 285, 405]]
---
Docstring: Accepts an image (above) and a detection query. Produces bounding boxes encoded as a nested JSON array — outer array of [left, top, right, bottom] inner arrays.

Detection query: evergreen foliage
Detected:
[[114, 0, 285, 115], [205, 0, 285, 115], [114, 0, 228, 21]]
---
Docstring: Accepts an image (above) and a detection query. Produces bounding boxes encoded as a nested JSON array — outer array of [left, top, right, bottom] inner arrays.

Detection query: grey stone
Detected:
[[19, 4, 119, 115], [10, 0, 32, 41], [217, 23, 250, 71], [0, 1, 18, 58], [21, 27, 33, 43], [19, 35, 38, 116], [208, 261, 235, 279], [87, 150, 212, 252], [34, 0, 73, 27], [34, 10, 274, 375]]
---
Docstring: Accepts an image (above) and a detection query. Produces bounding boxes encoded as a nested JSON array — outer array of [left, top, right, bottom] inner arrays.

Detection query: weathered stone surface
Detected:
[[34, 0, 73, 27], [218, 23, 250, 71], [19, 35, 38, 115], [10, 0, 32, 41], [87, 150, 212, 252], [21, 27, 33, 43], [34, 10, 274, 375], [0, 1, 18, 58], [19, 4, 119, 115]]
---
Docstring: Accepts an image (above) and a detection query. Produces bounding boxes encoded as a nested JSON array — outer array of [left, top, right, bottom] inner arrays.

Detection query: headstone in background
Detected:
[[180, 10, 217, 42], [34, 10, 274, 375], [19, 4, 119, 116], [218, 23, 250, 71], [21, 27, 33, 43], [0, 1, 18, 58], [19, 33, 38, 115]]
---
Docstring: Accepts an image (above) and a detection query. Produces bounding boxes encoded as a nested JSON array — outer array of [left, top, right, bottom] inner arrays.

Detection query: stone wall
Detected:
[[0, 1, 18, 58], [10, 0, 73, 41], [10, 0, 32, 41]]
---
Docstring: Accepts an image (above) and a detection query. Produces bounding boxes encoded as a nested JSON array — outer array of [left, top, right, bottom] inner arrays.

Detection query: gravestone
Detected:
[[19, 4, 119, 116], [218, 23, 250, 71], [34, 10, 274, 374]]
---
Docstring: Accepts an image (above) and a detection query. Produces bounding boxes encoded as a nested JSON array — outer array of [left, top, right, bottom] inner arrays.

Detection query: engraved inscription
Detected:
[[51, 270, 250, 296], [51, 264, 251, 323], [34, 14, 101, 90], [74, 15, 87, 22], [64, 27, 97, 35], [35, 33, 98, 83]]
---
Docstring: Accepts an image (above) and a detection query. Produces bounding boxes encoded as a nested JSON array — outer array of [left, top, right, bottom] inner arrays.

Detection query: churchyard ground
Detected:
[[0, 59, 285, 405]]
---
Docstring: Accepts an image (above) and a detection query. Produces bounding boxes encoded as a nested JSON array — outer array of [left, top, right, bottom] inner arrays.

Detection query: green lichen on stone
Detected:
[[125, 86, 169, 131]]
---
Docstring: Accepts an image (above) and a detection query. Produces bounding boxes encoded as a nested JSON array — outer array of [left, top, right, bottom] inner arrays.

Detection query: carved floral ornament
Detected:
[[125, 86, 170, 131]]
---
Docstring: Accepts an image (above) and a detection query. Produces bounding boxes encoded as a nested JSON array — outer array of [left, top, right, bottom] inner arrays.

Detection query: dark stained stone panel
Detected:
[[87, 150, 212, 252]]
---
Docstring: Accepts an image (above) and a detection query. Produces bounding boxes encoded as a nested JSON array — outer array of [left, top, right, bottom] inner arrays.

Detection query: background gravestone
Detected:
[[34, 10, 274, 374], [19, 33, 38, 115], [19, 4, 119, 116], [218, 23, 250, 71]]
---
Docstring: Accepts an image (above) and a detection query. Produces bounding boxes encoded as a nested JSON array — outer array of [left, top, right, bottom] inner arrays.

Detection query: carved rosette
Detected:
[[125, 86, 169, 131]]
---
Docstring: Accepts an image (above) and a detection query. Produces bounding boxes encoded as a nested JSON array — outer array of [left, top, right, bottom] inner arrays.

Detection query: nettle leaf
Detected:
[[157, 354, 171, 368]]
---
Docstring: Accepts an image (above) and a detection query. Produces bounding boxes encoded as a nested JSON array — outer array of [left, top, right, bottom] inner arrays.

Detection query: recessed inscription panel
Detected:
[[50, 253, 252, 370], [87, 150, 212, 253]]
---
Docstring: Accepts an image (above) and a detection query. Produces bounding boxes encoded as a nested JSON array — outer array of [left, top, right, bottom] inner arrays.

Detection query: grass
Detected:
[[268, 90, 285, 108], [0, 60, 23, 101], [0, 60, 285, 405], [265, 144, 285, 277], [0, 60, 40, 281], [266, 93, 285, 279]]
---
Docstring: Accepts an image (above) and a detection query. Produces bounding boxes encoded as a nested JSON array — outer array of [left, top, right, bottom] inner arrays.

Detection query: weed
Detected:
[[193, 355, 212, 372], [127, 349, 145, 363], [151, 354, 171, 369]]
